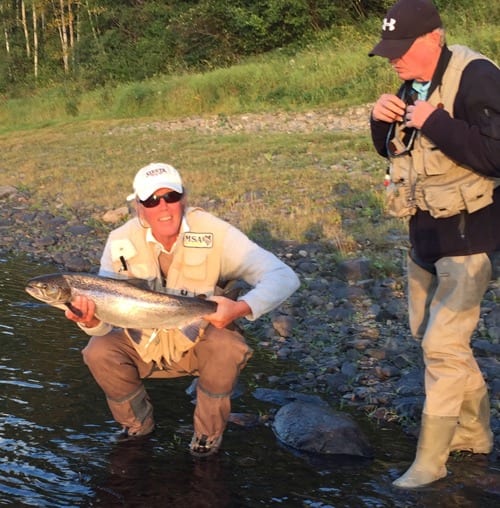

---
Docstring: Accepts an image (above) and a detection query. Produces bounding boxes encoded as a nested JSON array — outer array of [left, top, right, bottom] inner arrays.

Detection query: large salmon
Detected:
[[25, 272, 217, 330]]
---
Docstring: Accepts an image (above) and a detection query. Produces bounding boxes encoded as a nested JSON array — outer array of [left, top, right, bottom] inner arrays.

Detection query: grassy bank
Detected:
[[0, 7, 497, 132], [1, 114, 406, 274], [0, 5, 497, 276]]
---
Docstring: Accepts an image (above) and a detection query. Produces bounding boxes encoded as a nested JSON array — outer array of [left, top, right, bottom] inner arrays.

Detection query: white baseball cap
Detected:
[[127, 162, 183, 201]]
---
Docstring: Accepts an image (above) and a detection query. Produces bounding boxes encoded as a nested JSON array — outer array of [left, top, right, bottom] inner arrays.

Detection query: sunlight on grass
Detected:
[[0, 15, 496, 132], [0, 121, 400, 263], [0, 4, 495, 278]]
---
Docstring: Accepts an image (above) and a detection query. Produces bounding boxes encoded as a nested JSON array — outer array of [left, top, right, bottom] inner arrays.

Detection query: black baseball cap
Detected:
[[369, 0, 442, 60]]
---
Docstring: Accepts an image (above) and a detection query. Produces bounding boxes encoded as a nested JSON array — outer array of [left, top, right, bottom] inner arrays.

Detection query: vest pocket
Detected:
[[127, 262, 155, 280], [182, 248, 209, 281], [460, 177, 494, 214], [422, 176, 494, 218], [420, 146, 454, 176], [422, 185, 462, 218], [386, 181, 417, 217]]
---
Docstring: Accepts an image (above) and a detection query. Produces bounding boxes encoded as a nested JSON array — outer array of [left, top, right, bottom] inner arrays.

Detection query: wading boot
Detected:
[[108, 386, 155, 442], [450, 385, 493, 454], [393, 414, 457, 489], [189, 434, 223, 458]]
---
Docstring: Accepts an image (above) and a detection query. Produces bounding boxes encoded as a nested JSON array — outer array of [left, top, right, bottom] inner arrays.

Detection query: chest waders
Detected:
[[391, 46, 496, 489]]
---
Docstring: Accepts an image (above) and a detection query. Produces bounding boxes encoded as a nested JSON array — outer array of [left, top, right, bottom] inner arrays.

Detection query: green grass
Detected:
[[0, 117, 405, 274], [1, 9, 497, 132], [0, 6, 497, 277]]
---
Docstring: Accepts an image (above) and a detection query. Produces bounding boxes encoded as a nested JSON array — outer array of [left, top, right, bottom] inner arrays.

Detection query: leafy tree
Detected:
[[0, 0, 409, 94]]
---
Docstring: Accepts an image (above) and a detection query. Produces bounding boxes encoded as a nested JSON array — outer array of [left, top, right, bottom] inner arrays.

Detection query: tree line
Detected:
[[2, 1, 460, 96]]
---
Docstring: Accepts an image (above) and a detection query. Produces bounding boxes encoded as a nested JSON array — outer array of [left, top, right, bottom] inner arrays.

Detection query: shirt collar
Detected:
[[412, 81, 431, 100], [145, 215, 191, 253]]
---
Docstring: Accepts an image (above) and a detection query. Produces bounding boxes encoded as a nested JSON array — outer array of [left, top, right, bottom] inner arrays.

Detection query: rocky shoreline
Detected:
[[1, 183, 499, 457], [1, 107, 499, 457]]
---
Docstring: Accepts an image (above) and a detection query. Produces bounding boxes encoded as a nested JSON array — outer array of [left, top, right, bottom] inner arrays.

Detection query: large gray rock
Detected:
[[253, 387, 328, 407], [272, 401, 373, 457]]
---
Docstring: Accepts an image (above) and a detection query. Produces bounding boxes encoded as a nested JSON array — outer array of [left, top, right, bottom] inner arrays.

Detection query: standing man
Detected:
[[369, 0, 500, 489], [65, 162, 300, 457]]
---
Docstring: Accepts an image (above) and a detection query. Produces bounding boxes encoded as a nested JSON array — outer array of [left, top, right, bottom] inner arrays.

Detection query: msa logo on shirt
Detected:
[[183, 232, 213, 248]]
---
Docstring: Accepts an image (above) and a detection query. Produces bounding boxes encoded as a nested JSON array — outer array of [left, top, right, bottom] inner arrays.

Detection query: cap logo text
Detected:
[[382, 18, 396, 32], [146, 167, 169, 178]]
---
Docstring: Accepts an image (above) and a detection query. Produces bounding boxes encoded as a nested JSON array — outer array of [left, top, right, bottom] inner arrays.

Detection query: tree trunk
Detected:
[[21, 0, 32, 58], [53, 0, 70, 73], [33, 1, 39, 79], [1, 3, 11, 56]]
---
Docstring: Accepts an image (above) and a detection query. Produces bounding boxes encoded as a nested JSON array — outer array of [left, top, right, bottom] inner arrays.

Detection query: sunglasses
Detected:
[[139, 191, 183, 208]]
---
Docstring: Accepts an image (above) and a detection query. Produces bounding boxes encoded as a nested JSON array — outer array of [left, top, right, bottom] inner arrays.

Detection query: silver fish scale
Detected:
[[26, 273, 217, 330]]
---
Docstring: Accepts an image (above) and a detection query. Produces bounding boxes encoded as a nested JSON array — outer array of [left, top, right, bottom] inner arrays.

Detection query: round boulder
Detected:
[[272, 401, 373, 457]]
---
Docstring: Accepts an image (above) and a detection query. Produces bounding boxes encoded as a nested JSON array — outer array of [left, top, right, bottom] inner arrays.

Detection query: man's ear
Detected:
[[426, 28, 443, 47]]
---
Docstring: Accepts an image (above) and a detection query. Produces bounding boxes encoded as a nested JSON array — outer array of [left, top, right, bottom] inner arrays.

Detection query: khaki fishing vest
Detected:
[[386, 45, 500, 219], [106, 207, 232, 366]]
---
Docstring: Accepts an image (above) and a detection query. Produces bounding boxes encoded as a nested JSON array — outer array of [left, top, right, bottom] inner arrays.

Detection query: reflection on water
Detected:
[[0, 255, 499, 507]]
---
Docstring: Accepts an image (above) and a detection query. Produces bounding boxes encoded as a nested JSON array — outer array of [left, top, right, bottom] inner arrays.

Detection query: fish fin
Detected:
[[145, 329, 161, 348], [216, 279, 250, 301], [65, 302, 83, 318], [179, 320, 210, 342], [124, 278, 152, 291]]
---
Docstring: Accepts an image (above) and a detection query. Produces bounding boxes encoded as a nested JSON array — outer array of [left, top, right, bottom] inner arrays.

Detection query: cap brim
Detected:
[[130, 182, 184, 202], [369, 38, 415, 60]]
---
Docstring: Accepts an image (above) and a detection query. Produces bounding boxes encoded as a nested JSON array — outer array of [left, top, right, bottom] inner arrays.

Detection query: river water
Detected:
[[1, 255, 499, 507]]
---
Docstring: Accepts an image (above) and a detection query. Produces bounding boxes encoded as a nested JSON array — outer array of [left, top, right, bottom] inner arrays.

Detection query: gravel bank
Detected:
[[1, 107, 498, 457]]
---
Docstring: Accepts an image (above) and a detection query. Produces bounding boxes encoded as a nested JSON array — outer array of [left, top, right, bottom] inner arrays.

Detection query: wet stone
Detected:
[[271, 401, 374, 457], [375, 365, 401, 379], [366, 348, 386, 360], [63, 255, 92, 272], [395, 369, 424, 396], [67, 224, 93, 236], [338, 257, 371, 282], [272, 314, 295, 337], [473, 339, 500, 356], [35, 236, 57, 247], [340, 361, 357, 378], [49, 216, 69, 227]]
